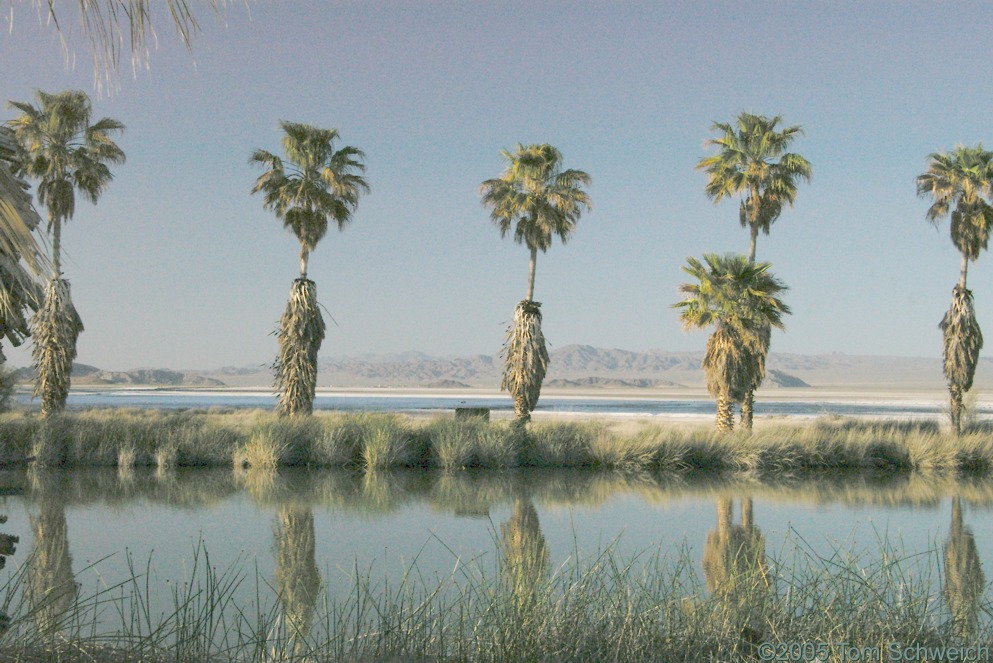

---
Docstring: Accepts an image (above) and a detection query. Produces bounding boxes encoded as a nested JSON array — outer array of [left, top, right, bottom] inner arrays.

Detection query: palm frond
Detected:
[[918, 144, 993, 261], [480, 143, 591, 254], [697, 112, 810, 237], [251, 122, 367, 263]]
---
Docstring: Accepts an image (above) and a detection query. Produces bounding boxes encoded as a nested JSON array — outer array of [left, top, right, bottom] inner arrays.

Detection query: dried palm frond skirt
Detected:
[[32, 279, 83, 416], [940, 284, 983, 433], [501, 300, 548, 424], [274, 279, 326, 417]]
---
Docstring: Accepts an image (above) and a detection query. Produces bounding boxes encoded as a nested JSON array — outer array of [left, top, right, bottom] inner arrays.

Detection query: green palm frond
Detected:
[[697, 113, 811, 238], [0, 128, 46, 354], [480, 144, 591, 254], [675, 253, 790, 413], [918, 144, 993, 263], [6, 89, 125, 239], [251, 121, 368, 258]]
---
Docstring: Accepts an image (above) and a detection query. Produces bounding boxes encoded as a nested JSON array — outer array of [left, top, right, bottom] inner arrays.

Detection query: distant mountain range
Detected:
[[11, 344, 971, 390]]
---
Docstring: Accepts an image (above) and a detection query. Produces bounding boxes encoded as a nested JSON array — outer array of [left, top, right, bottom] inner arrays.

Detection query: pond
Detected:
[[0, 466, 990, 659]]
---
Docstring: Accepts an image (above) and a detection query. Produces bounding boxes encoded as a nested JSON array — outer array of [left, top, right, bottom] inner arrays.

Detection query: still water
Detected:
[[22, 389, 982, 419], [0, 467, 990, 644]]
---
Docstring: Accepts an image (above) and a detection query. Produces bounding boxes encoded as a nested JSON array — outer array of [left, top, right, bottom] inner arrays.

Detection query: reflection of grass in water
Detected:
[[22, 464, 993, 524], [0, 530, 980, 661]]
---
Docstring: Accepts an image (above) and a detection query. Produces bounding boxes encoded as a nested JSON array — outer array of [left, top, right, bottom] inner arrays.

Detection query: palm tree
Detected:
[[697, 114, 809, 427], [917, 145, 993, 434], [251, 121, 368, 416], [696, 112, 812, 263], [7, 90, 125, 416], [480, 144, 591, 424], [674, 254, 790, 433]]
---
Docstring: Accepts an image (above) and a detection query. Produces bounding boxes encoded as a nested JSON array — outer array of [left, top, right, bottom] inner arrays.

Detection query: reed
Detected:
[[0, 531, 982, 662], [2, 410, 993, 476]]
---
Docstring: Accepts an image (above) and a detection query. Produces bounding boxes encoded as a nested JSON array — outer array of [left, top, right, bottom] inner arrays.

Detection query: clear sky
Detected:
[[2, 1, 992, 371]]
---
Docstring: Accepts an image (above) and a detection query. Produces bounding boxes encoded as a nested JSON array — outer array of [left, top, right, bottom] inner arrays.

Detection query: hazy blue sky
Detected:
[[3, 1, 992, 371]]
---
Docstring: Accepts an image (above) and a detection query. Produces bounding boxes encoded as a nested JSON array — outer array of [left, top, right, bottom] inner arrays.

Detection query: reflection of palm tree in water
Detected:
[[702, 497, 769, 642], [500, 498, 549, 616], [275, 507, 322, 651], [944, 496, 984, 639], [27, 501, 76, 636], [703, 497, 768, 594]]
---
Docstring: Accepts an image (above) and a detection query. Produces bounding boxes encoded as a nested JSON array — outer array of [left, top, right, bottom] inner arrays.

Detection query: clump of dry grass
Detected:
[[31, 279, 83, 417], [502, 300, 548, 425], [427, 418, 518, 470], [236, 415, 323, 469], [361, 415, 417, 470], [274, 278, 325, 417]]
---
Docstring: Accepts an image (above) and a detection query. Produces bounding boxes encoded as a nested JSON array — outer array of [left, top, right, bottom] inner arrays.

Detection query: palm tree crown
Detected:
[[480, 144, 591, 300], [675, 253, 790, 338], [917, 145, 993, 286], [6, 89, 125, 276], [696, 113, 811, 262], [251, 122, 369, 279]]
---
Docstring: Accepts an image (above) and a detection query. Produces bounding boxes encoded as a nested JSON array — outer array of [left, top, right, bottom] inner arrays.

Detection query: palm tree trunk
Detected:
[[513, 395, 531, 425], [299, 245, 310, 280], [959, 254, 969, 289], [716, 394, 735, 433], [52, 217, 62, 278], [526, 246, 537, 301], [740, 390, 754, 429], [950, 383, 963, 436], [748, 224, 758, 263]]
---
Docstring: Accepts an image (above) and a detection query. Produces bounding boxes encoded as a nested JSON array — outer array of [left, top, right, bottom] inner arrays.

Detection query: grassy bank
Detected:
[[0, 531, 983, 662], [1, 409, 992, 475]]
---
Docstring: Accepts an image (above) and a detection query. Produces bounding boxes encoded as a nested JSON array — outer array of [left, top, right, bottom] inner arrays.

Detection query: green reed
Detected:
[[0, 531, 983, 662]]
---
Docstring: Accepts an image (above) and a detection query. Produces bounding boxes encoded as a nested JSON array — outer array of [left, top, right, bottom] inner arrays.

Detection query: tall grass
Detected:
[[2, 410, 993, 475], [0, 531, 982, 662]]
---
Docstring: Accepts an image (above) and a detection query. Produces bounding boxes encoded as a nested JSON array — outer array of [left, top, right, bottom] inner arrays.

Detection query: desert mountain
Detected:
[[204, 345, 954, 389], [9, 345, 964, 390]]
